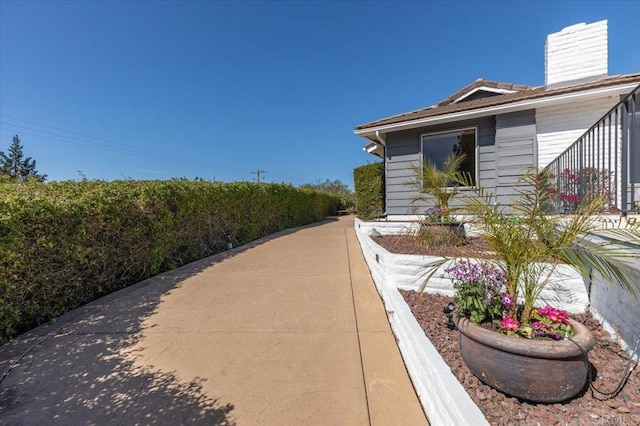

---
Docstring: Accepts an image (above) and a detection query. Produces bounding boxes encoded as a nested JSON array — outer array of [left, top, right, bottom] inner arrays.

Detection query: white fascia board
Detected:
[[453, 86, 518, 104], [354, 83, 638, 138]]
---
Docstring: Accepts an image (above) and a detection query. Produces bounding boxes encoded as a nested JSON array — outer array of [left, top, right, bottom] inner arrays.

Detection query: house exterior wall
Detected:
[[536, 95, 620, 167], [382, 96, 626, 217], [384, 117, 495, 216], [494, 110, 537, 206]]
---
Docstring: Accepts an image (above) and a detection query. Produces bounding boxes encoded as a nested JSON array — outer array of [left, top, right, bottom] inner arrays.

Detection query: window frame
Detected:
[[419, 126, 479, 188]]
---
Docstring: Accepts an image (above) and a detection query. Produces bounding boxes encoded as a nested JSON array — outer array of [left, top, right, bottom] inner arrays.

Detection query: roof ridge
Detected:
[[436, 78, 535, 106]]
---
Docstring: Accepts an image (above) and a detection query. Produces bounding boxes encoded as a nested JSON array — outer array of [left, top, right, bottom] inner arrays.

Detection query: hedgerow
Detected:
[[354, 163, 385, 220], [0, 180, 338, 343]]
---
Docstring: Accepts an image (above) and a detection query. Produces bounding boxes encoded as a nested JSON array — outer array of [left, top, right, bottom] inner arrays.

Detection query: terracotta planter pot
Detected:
[[455, 317, 595, 403]]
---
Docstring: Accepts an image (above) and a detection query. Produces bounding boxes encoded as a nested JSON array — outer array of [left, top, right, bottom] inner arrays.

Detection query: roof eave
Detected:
[[354, 82, 638, 137]]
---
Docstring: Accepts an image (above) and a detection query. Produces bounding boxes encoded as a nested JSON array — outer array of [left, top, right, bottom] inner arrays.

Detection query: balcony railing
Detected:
[[544, 83, 640, 215]]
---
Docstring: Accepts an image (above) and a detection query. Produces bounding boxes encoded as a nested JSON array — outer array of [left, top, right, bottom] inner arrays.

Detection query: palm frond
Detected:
[[563, 242, 640, 297], [417, 256, 451, 293]]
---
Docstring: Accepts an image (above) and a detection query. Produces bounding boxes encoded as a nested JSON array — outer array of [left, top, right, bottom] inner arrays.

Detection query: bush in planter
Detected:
[[408, 154, 468, 246], [421, 169, 640, 402], [448, 169, 639, 329], [410, 153, 465, 219]]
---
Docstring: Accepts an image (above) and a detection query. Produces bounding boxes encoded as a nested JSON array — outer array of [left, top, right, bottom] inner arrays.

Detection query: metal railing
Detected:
[[544, 84, 640, 215]]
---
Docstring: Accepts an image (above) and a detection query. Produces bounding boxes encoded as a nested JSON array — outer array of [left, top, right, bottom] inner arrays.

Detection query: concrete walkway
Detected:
[[0, 216, 427, 425]]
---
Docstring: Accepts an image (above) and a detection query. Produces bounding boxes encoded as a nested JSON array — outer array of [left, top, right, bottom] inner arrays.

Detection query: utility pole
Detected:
[[252, 169, 265, 183]]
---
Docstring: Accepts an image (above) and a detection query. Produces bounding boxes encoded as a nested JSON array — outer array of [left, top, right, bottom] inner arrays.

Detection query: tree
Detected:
[[0, 135, 47, 182], [301, 179, 354, 211]]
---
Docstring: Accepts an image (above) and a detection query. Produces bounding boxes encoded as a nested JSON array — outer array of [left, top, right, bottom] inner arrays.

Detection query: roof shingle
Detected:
[[355, 73, 640, 131]]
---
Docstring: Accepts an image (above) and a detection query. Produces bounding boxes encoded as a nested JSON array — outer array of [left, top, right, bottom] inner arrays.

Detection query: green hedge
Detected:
[[0, 180, 338, 344], [353, 163, 385, 220]]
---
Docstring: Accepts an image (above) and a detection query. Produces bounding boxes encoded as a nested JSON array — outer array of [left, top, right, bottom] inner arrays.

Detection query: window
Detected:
[[421, 128, 476, 186]]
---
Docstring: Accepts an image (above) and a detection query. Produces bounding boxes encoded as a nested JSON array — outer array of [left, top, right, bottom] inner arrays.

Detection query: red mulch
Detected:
[[373, 234, 499, 259], [400, 290, 640, 425]]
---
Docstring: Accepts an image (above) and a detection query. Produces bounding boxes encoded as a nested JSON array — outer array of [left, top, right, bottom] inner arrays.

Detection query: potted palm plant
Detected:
[[421, 169, 640, 402], [410, 152, 465, 221], [410, 153, 467, 241]]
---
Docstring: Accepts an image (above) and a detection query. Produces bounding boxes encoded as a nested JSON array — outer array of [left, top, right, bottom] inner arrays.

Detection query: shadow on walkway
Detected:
[[0, 219, 340, 424]]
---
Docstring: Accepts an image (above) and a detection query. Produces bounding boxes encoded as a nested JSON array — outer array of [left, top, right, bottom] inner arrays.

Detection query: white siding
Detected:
[[535, 95, 619, 167]]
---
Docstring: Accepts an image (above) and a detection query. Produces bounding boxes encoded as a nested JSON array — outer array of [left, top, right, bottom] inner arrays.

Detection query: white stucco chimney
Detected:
[[545, 20, 608, 87]]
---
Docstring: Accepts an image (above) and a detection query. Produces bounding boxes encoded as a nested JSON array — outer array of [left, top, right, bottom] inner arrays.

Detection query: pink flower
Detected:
[[538, 306, 571, 325], [500, 316, 521, 332]]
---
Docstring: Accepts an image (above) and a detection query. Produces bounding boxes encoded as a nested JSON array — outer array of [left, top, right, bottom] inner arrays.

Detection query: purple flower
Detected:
[[502, 294, 514, 308], [485, 291, 494, 305]]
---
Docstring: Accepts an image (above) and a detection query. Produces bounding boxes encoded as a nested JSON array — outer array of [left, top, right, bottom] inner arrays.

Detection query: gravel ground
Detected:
[[373, 233, 499, 259], [402, 291, 640, 425], [371, 231, 639, 424]]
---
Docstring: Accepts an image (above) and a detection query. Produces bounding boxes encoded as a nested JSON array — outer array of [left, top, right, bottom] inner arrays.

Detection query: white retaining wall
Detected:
[[356, 219, 589, 313], [583, 233, 640, 363], [355, 220, 489, 426], [356, 217, 640, 420], [355, 218, 640, 423], [590, 270, 640, 363]]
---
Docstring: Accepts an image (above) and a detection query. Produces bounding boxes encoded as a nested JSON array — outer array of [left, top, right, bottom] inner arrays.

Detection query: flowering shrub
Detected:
[[424, 169, 640, 341], [500, 316, 521, 333], [447, 260, 507, 324], [531, 306, 574, 340], [447, 259, 575, 339], [548, 167, 616, 213], [423, 206, 454, 224]]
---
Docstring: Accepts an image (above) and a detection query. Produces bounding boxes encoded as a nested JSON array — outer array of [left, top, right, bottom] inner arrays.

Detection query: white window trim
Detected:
[[420, 126, 479, 188]]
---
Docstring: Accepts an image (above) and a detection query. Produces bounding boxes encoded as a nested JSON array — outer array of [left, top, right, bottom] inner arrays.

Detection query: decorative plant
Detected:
[[548, 167, 616, 213], [531, 306, 573, 340], [410, 153, 466, 219], [445, 258, 576, 339], [445, 260, 506, 324], [422, 206, 454, 224], [421, 168, 640, 339]]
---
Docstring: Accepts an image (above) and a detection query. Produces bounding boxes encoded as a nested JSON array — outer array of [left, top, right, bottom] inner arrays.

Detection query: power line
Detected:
[[0, 115, 217, 168], [252, 169, 266, 183], [0, 115, 245, 176], [0, 114, 322, 184]]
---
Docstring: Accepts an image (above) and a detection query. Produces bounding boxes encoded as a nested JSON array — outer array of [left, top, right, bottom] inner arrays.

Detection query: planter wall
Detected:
[[355, 219, 590, 314], [589, 270, 640, 363], [355, 219, 639, 415], [355, 220, 489, 426]]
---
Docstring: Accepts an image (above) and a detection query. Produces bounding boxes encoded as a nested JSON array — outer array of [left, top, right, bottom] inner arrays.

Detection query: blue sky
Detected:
[[1, 1, 639, 187]]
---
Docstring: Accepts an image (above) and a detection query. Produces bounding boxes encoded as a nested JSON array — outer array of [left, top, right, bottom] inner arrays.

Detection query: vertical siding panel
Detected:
[[495, 110, 537, 208]]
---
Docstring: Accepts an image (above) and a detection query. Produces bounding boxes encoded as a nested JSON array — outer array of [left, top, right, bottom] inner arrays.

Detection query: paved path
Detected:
[[0, 216, 427, 425]]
